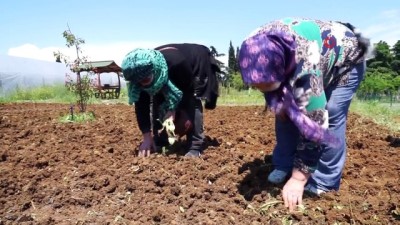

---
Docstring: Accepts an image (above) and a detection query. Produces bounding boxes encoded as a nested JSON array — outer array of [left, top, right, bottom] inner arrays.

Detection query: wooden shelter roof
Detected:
[[78, 60, 122, 74]]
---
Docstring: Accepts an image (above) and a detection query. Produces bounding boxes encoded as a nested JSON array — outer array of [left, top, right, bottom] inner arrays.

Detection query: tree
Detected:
[[391, 60, 400, 74], [390, 40, 400, 74], [235, 46, 240, 73], [209, 45, 228, 86], [209, 46, 225, 58], [228, 41, 236, 73], [54, 50, 62, 63], [368, 41, 392, 68], [392, 40, 400, 60], [230, 72, 246, 91], [54, 25, 94, 113]]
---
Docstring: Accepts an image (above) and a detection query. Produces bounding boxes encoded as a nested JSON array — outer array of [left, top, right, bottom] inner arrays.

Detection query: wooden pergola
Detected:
[[78, 60, 123, 99]]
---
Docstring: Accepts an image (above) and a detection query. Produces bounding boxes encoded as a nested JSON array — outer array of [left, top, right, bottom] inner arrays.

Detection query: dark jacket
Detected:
[[135, 43, 220, 133]]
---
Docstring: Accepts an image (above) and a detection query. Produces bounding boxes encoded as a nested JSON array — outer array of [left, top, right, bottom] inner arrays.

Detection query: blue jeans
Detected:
[[272, 62, 365, 191]]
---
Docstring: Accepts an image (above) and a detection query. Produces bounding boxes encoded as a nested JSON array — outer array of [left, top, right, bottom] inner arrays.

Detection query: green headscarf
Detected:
[[121, 48, 182, 113]]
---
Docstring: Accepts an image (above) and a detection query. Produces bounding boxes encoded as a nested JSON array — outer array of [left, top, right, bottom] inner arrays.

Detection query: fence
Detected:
[[356, 92, 400, 107]]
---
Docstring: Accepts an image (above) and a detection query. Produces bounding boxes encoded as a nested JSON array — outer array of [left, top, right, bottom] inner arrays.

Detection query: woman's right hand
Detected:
[[138, 132, 156, 157]]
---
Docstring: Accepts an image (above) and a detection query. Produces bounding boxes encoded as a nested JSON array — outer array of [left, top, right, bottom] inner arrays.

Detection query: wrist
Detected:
[[291, 168, 311, 182], [142, 132, 152, 139]]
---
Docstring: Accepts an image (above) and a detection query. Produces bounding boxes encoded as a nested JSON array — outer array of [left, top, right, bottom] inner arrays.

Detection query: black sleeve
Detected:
[[134, 91, 152, 134]]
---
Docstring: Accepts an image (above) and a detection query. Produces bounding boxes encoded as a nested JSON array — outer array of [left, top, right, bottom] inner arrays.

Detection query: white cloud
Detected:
[[381, 9, 399, 19], [8, 41, 165, 65], [8, 44, 61, 62], [8, 41, 229, 68], [362, 9, 400, 47]]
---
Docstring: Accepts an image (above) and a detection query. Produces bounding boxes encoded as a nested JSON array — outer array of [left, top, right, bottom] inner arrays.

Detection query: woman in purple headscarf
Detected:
[[239, 18, 370, 211]]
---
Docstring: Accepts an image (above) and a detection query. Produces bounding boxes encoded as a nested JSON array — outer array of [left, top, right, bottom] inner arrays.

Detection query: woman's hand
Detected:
[[282, 169, 310, 212], [138, 132, 156, 157]]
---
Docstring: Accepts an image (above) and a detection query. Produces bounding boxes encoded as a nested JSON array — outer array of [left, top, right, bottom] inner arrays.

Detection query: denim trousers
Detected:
[[272, 61, 365, 191]]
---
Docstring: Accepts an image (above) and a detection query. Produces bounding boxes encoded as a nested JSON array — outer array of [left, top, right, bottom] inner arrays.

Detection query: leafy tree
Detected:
[[368, 61, 386, 69], [209, 46, 225, 58], [392, 40, 400, 60], [209, 45, 228, 85], [230, 72, 246, 90], [358, 66, 398, 100], [391, 60, 400, 75], [54, 25, 94, 113], [368, 41, 392, 68], [54, 50, 62, 63], [228, 41, 236, 73], [235, 46, 240, 73], [390, 40, 400, 74]]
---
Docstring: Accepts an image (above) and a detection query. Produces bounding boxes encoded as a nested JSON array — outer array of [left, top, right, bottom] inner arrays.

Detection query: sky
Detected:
[[1, 0, 400, 66]]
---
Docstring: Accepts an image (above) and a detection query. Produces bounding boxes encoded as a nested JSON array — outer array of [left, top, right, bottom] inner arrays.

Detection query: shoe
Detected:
[[304, 183, 326, 196], [184, 150, 201, 158], [267, 169, 288, 184]]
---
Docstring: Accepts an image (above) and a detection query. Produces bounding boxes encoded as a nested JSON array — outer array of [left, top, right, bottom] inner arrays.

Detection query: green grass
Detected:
[[0, 84, 77, 103], [350, 99, 400, 132], [0, 84, 107, 105], [59, 111, 96, 123], [218, 87, 265, 105], [2, 85, 398, 132]]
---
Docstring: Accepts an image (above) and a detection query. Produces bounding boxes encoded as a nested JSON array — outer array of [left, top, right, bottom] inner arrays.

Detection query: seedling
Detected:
[[160, 117, 177, 145], [333, 204, 344, 210], [281, 216, 294, 225], [259, 200, 283, 213], [60, 105, 95, 123], [361, 201, 371, 211], [246, 199, 283, 216], [314, 206, 324, 213], [161, 146, 168, 155], [392, 205, 400, 219], [392, 205, 400, 215], [297, 204, 308, 215]]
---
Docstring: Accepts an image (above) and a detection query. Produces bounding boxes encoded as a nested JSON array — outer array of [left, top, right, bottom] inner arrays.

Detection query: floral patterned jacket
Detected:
[[253, 18, 368, 172]]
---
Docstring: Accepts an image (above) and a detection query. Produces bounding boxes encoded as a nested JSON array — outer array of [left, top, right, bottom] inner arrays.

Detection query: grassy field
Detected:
[[350, 99, 400, 131], [1, 85, 399, 131]]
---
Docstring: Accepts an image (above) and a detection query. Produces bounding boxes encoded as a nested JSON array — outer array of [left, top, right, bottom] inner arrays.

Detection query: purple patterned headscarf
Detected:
[[239, 32, 339, 147]]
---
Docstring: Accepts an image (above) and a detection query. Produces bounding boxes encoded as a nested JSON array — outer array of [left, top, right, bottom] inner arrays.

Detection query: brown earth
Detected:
[[0, 103, 399, 225]]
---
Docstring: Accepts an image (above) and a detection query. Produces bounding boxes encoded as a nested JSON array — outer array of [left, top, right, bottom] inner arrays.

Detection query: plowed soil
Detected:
[[1, 103, 399, 225]]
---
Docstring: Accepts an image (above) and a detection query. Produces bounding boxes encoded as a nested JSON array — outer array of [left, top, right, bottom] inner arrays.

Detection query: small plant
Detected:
[[281, 216, 294, 225], [392, 205, 400, 219], [157, 117, 177, 145], [161, 146, 169, 155], [258, 200, 283, 215], [297, 204, 308, 215], [333, 204, 344, 210], [60, 104, 95, 123], [362, 201, 371, 212], [332, 222, 344, 225], [313, 206, 324, 213], [246, 198, 283, 216]]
